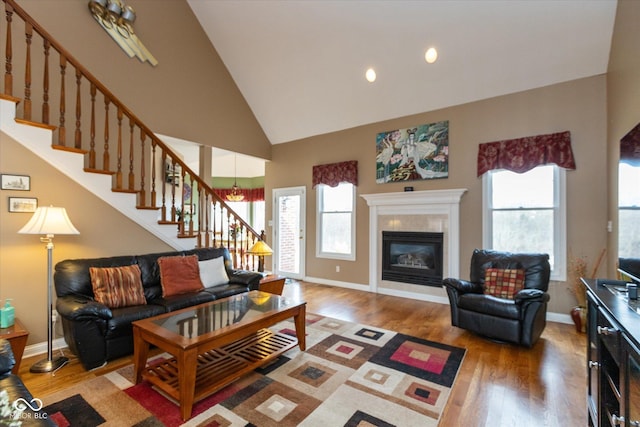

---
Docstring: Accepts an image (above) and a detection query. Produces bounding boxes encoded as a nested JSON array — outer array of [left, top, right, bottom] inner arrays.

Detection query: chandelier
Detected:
[[226, 155, 245, 202]]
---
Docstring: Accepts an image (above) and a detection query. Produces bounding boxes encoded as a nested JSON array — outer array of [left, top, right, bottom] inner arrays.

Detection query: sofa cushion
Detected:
[[484, 268, 525, 299], [458, 293, 520, 320], [204, 283, 250, 299], [199, 256, 230, 287], [149, 291, 215, 312], [158, 255, 204, 297], [55, 255, 137, 298], [89, 265, 147, 308]]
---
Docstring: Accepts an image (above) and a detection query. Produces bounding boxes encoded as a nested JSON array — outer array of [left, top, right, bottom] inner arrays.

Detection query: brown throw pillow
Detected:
[[90, 264, 146, 308], [484, 267, 525, 299], [158, 254, 204, 297]]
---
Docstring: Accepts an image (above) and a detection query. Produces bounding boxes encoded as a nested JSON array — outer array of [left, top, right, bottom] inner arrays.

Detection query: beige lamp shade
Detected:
[[248, 240, 273, 256], [18, 206, 80, 235]]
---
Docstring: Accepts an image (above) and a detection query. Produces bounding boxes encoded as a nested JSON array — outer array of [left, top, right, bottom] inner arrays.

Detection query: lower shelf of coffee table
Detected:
[[142, 328, 298, 403]]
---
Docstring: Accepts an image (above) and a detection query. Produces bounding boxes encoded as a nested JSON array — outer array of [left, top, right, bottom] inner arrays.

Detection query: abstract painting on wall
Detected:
[[376, 120, 449, 183]]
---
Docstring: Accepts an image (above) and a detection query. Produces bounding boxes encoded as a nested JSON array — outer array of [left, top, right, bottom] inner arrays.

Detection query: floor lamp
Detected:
[[19, 206, 79, 373]]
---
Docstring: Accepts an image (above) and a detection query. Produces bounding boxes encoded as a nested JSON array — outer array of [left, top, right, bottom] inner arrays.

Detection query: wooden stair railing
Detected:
[[1, 0, 264, 270]]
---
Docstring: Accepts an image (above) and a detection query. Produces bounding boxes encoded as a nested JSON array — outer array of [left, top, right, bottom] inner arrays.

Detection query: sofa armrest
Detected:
[[228, 270, 263, 290], [514, 288, 550, 304], [443, 278, 484, 294], [56, 295, 113, 321], [0, 339, 15, 376]]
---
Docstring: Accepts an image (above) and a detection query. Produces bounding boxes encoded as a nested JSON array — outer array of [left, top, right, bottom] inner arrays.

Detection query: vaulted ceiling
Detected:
[[188, 0, 617, 147]]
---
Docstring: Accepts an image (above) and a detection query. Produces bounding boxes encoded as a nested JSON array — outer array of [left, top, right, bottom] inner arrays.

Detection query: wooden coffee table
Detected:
[[132, 291, 306, 421]]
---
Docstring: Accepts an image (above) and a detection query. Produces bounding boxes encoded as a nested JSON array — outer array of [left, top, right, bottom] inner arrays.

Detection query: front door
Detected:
[[273, 186, 305, 279]]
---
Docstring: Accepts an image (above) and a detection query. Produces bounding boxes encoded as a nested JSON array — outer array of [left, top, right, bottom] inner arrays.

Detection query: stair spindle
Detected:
[[103, 96, 110, 170], [115, 107, 123, 189], [88, 83, 96, 168], [74, 68, 82, 149], [42, 39, 49, 123], [58, 55, 66, 146], [4, 2, 13, 96], [138, 130, 146, 207], [24, 21, 32, 120], [128, 118, 135, 190]]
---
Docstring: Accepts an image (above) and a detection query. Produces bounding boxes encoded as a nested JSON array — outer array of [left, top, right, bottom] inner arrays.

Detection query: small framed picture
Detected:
[[8, 197, 38, 213], [1, 174, 31, 191]]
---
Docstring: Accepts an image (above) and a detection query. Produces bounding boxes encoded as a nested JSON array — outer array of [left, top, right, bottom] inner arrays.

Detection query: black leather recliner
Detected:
[[443, 249, 551, 347]]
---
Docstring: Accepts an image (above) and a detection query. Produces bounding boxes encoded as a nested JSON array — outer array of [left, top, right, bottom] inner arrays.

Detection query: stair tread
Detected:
[[53, 144, 88, 154], [16, 118, 57, 131], [84, 167, 115, 175]]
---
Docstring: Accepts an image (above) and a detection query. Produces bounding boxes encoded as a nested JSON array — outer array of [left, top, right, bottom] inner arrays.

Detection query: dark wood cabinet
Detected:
[[585, 279, 640, 427]]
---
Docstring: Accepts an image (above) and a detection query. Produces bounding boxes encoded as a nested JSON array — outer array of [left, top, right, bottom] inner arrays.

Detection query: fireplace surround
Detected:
[[362, 189, 466, 300]]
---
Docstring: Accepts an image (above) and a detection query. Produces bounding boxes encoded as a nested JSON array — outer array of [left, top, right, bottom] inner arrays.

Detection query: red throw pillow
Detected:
[[90, 264, 146, 308], [484, 268, 525, 299], [158, 255, 204, 297]]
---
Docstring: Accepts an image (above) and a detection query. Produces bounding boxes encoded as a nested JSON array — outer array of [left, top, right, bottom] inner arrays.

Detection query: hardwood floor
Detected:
[[20, 281, 586, 426]]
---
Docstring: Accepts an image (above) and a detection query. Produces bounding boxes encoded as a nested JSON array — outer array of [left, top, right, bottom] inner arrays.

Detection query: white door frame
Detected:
[[273, 186, 306, 279]]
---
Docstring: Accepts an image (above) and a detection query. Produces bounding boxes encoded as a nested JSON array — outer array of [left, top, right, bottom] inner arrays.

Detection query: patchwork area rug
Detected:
[[41, 313, 465, 427]]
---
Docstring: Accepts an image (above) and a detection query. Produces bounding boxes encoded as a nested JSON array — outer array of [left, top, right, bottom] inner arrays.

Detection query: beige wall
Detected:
[[607, 0, 640, 276], [0, 131, 173, 345], [16, 0, 271, 159], [267, 75, 608, 316]]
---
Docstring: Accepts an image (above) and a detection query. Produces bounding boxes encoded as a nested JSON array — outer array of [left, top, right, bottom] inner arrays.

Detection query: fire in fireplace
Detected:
[[381, 231, 444, 287]]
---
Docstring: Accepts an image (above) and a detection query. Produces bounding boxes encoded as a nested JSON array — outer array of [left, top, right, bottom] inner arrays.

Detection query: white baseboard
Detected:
[[23, 338, 67, 359]]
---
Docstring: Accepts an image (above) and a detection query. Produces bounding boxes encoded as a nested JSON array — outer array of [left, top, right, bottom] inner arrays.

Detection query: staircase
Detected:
[[1, 0, 262, 269]]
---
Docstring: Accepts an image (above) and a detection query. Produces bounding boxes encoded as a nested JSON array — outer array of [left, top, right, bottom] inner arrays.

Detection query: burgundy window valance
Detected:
[[477, 130, 576, 177], [214, 187, 264, 202], [312, 160, 358, 188], [620, 123, 640, 166]]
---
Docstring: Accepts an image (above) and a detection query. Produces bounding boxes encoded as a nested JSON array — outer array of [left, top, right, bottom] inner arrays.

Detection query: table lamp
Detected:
[[247, 240, 273, 273], [19, 206, 79, 373]]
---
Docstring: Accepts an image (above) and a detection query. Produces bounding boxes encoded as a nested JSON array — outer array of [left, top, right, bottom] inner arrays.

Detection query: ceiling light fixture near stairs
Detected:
[[226, 154, 245, 202]]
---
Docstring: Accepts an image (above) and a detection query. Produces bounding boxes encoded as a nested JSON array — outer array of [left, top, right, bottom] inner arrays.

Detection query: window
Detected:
[[483, 164, 566, 280], [316, 182, 355, 260], [226, 200, 265, 234], [619, 163, 640, 258]]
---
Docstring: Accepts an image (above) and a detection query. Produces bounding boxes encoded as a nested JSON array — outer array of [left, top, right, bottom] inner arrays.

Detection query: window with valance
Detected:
[[477, 130, 576, 176], [312, 160, 358, 188], [620, 123, 640, 166]]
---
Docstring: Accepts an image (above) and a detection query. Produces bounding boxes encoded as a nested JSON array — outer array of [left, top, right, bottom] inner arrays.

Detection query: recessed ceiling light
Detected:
[[365, 68, 376, 83], [425, 47, 438, 64]]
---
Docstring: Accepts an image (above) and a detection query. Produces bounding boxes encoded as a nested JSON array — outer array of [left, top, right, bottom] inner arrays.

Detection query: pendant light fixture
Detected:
[[226, 154, 245, 202]]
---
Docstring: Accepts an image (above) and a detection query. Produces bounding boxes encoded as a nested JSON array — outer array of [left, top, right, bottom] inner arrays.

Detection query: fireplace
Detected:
[[381, 231, 443, 287]]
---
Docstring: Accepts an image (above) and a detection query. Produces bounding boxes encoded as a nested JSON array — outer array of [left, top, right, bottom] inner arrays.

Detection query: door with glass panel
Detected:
[[273, 187, 306, 279]]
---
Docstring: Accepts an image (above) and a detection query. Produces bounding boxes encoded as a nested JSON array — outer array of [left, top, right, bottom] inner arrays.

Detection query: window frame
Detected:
[[482, 165, 567, 281], [316, 182, 356, 261], [618, 163, 640, 258]]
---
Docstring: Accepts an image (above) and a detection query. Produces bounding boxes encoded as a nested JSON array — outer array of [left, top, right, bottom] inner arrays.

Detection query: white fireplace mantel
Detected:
[[361, 189, 467, 300], [361, 188, 467, 207]]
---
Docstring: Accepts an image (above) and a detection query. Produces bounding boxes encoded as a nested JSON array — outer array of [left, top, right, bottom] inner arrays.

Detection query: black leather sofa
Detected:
[[54, 247, 262, 370], [443, 249, 551, 348], [0, 339, 55, 426]]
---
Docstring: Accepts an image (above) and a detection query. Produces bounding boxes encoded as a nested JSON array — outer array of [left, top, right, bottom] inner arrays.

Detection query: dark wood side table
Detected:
[[259, 274, 286, 295], [0, 318, 29, 374]]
